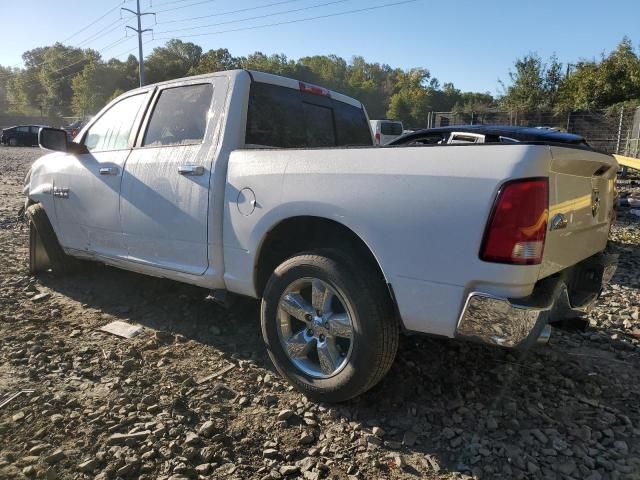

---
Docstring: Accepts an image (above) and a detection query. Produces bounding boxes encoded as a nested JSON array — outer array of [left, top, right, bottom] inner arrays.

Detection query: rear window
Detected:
[[245, 82, 372, 148], [381, 122, 403, 136]]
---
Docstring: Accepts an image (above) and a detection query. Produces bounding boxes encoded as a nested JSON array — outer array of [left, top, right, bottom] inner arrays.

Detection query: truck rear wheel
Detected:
[[26, 204, 75, 275], [261, 251, 398, 402]]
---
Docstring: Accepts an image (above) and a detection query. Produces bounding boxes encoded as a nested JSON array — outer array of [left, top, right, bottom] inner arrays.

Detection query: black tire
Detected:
[[26, 204, 74, 275], [28, 221, 52, 274], [261, 251, 399, 402]]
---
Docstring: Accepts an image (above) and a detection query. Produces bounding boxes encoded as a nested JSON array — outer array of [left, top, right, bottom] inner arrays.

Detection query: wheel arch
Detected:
[[254, 215, 392, 301]]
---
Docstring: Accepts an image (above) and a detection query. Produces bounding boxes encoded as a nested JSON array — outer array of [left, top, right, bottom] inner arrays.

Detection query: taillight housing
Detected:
[[480, 178, 549, 265], [375, 132, 380, 144]]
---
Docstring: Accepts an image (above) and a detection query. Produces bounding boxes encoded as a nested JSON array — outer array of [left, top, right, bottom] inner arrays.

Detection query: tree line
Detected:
[[1, 37, 639, 127]]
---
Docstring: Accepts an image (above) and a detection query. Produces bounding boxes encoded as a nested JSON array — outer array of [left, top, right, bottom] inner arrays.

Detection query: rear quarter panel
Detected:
[[224, 144, 555, 336]]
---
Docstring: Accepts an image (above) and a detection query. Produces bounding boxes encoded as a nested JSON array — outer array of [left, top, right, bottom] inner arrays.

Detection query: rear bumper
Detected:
[[456, 291, 555, 348], [456, 252, 618, 349]]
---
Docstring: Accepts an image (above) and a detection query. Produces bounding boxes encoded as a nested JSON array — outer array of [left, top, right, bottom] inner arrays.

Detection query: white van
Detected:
[[370, 119, 403, 145]]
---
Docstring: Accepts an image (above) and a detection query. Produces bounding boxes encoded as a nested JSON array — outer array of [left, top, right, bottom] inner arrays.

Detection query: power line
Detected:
[[10, 37, 134, 86], [155, 0, 219, 14], [61, 0, 132, 44], [112, 37, 156, 60], [0, 17, 131, 78], [2, 1, 130, 70], [152, 0, 419, 41], [150, 0, 196, 8], [154, 0, 351, 34], [5, 0, 419, 86], [0, 35, 131, 80], [74, 17, 127, 46], [157, 0, 304, 25]]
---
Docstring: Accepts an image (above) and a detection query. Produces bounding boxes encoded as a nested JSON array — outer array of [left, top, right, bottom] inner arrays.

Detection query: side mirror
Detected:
[[39, 127, 67, 152], [38, 127, 88, 155]]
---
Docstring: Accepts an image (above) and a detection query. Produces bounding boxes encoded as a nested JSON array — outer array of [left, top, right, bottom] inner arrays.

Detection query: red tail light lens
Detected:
[[375, 132, 380, 144], [480, 178, 549, 265]]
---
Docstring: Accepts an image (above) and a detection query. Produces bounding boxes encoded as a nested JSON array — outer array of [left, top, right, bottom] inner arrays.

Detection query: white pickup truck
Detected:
[[25, 70, 618, 401]]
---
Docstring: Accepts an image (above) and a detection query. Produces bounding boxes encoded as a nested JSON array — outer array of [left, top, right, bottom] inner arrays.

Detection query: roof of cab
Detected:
[[128, 69, 364, 109]]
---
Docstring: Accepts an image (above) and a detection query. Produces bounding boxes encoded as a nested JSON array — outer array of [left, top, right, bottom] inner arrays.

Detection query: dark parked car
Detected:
[[62, 119, 90, 141], [388, 125, 591, 148], [1, 125, 48, 146]]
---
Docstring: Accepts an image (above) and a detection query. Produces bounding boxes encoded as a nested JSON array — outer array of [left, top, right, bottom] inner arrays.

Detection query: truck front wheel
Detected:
[[261, 251, 398, 402]]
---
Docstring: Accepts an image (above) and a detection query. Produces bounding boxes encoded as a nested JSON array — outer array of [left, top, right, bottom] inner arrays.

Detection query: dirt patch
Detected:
[[1, 146, 639, 479]]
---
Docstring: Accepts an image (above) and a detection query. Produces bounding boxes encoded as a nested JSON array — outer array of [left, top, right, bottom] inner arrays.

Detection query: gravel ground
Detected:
[[0, 146, 639, 480]]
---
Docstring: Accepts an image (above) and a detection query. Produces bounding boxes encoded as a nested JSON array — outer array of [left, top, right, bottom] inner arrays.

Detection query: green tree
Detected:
[[298, 54, 348, 92], [71, 61, 107, 117], [557, 38, 640, 111], [499, 53, 563, 112], [6, 69, 46, 115], [145, 39, 203, 84], [6, 43, 98, 116], [239, 52, 300, 78], [189, 48, 238, 75], [386, 68, 432, 127], [0, 65, 14, 114]]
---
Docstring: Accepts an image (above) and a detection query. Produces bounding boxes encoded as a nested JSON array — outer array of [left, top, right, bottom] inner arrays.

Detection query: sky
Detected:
[[1, 0, 639, 95]]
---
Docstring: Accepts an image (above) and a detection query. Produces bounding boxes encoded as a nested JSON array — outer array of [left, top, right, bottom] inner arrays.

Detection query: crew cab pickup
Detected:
[[25, 70, 618, 401]]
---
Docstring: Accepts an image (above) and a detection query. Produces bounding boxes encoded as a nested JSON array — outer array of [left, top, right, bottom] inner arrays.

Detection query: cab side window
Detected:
[[142, 84, 213, 147], [84, 94, 146, 152]]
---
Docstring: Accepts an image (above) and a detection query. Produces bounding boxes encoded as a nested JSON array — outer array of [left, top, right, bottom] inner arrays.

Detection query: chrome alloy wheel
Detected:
[[276, 277, 354, 378]]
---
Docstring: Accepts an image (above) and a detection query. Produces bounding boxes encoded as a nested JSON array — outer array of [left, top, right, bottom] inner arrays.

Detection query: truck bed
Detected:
[[224, 143, 617, 337]]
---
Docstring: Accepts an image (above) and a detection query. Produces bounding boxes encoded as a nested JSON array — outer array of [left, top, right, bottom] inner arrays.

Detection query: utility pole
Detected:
[[565, 63, 575, 79], [122, 0, 155, 87]]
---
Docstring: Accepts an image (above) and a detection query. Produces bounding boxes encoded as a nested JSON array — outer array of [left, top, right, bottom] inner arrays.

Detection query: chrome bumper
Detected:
[[456, 293, 553, 348], [456, 252, 618, 349]]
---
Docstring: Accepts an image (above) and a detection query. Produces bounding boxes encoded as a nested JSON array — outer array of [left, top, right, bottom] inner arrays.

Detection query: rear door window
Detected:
[[17, 126, 29, 133], [143, 84, 213, 147], [245, 82, 372, 148]]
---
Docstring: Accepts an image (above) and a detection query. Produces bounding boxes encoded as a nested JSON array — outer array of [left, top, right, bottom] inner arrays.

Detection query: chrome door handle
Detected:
[[178, 165, 205, 176], [99, 167, 119, 175]]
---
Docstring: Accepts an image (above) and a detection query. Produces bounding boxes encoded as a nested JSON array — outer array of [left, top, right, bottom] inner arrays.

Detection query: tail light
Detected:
[[375, 132, 380, 144], [480, 178, 549, 265]]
